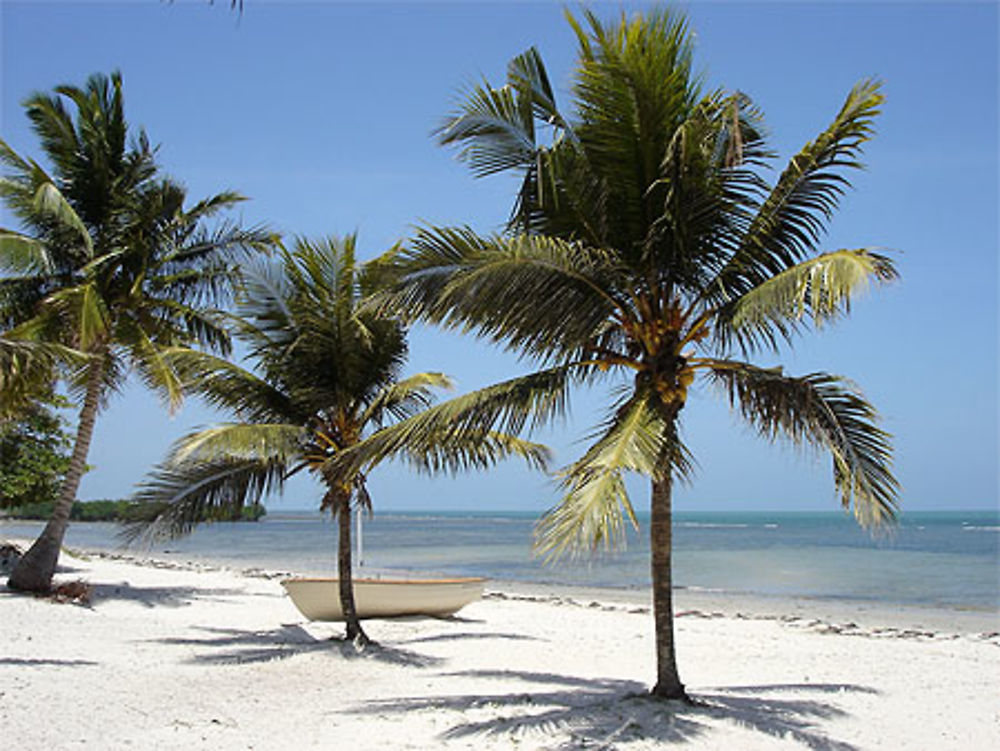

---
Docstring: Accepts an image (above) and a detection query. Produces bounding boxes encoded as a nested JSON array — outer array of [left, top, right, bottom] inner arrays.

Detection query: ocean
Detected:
[[2, 510, 998, 612]]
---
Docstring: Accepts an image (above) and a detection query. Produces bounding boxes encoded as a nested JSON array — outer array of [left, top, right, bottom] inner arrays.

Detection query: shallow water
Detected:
[[3, 510, 997, 611]]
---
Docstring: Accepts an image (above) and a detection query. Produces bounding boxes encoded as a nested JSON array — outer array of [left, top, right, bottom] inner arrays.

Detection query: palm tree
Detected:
[[377, 8, 899, 700], [0, 71, 274, 592], [127, 235, 550, 644]]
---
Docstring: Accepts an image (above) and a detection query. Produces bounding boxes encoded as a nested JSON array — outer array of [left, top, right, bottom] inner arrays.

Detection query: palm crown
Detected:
[[130, 235, 549, 641], [1, 76, 273, 402], [390, 10, 898, 536], [379, 8, 899, 698], [1, 71, 274, 592]]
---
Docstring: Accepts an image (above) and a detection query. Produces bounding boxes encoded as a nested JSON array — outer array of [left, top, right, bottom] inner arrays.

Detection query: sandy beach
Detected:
[[2, 544, 998, 750]]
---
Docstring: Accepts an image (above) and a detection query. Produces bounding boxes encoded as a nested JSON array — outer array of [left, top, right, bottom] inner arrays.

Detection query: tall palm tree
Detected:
[[127, 235, 550, 644], [377, 8, 899, 700], [0, 71, 274, 592]]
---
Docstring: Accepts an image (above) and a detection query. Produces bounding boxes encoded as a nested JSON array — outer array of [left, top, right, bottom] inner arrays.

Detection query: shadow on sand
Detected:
[[87, 581, 248, 608], [401, 630, 542, 646], [0, 657, 99, 667], [351, 668, 877, 750], [153, 624, 443, 668]]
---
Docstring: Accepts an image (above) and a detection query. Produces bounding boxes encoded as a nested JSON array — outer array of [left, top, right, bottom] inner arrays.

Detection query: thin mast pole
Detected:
[[356, 509, 363, 568]]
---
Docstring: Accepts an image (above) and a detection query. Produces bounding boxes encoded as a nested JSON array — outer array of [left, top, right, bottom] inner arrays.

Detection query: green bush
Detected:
[[0, 396, 73, 509]]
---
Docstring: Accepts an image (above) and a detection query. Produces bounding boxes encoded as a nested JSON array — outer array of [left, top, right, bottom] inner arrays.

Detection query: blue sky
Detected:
[[2, 1, 997, 514]]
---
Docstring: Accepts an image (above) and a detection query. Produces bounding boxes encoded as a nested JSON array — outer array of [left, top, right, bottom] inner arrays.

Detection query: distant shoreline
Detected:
[[257, 508, 1000, 517], [6, 507, 993, 520]]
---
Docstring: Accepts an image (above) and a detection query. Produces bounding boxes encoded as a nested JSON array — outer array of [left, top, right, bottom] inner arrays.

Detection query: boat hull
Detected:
[[281, 577, 486, 621]]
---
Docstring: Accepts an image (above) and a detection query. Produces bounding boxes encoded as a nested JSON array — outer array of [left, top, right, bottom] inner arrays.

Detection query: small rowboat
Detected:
[[281, 577, 486, 621]]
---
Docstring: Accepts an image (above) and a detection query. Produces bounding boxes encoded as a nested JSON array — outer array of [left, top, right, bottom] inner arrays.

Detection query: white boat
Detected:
[[281, 577, 486, 621]]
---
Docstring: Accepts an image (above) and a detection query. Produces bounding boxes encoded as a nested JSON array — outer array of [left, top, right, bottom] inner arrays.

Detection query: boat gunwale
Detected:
[[281, 577, 487, 586]]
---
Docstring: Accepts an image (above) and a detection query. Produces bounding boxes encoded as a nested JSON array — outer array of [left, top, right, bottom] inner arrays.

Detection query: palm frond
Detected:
[[705, 80, 884, 305], [388, 428, 550, 476], [123, 456, 288, 543], [121, 321, 184, 412], [437, 78, 537, 178], [507, 46, 568, 132], [42, 281, 110, 350], [158, 222, 276, 280], [0, 137, 94, 266], [574, 393, 692, 482], [436, 42, 575, 233], [20, 92, 79, 185], [170, 423, 304, 464], [182, 190, 248, 222], [235, 254, 298, 349], [0, 337, 84, 416], [535, 468, 632, 561], [323, 365, 572, 479], [707, 362, 898, 526], [140, 299, 233, 356], [643, 90, 769, 292], [382, 227, 627, 363], [32, 181, 93, 256], [360, 371, 454, 427], [564, 7, 700, 252], [158, 347, 298, 424], [0, 137, 33, 174], [534, 394, 692, 560], [715, 248, 899, 352], [0, 230, 54, 275]]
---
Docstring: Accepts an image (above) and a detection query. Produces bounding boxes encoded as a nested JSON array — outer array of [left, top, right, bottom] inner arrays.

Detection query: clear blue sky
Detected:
[[2, 1, 997, 514]]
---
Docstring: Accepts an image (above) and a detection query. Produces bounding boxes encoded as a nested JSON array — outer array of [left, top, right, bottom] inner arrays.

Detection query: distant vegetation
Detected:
[[2, 499, 266, 523]]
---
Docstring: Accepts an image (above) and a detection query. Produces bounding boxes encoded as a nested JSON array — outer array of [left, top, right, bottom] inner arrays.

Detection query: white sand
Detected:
[[2, 545, 998, 750]]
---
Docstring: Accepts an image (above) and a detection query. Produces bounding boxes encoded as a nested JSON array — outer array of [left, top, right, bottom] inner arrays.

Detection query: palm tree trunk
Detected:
[[7, 351, 104, 593], [649, 470, 687, 700], [337, 491, 369, 645]]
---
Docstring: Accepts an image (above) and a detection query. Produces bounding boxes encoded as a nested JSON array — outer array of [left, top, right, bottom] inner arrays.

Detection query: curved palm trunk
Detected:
[[650, 470, 687, 700], [337, 492, 369, 645], [8, 352, 104, 593]]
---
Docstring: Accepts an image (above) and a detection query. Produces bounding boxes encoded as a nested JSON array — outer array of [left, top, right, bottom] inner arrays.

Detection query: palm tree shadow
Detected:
[[342, 639, 444, 668], [88, 581, 247, 608], [152, 624, 442, 667], [351, 670, 874, 750], [694, 683, 879, 751], [0, 657, 99, 667], [401, 631, 541, 646], [436, 614, 486, 624]]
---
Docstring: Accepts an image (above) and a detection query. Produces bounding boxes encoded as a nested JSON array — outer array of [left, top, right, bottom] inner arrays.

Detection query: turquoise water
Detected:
[[3, 510, 997, 610]]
